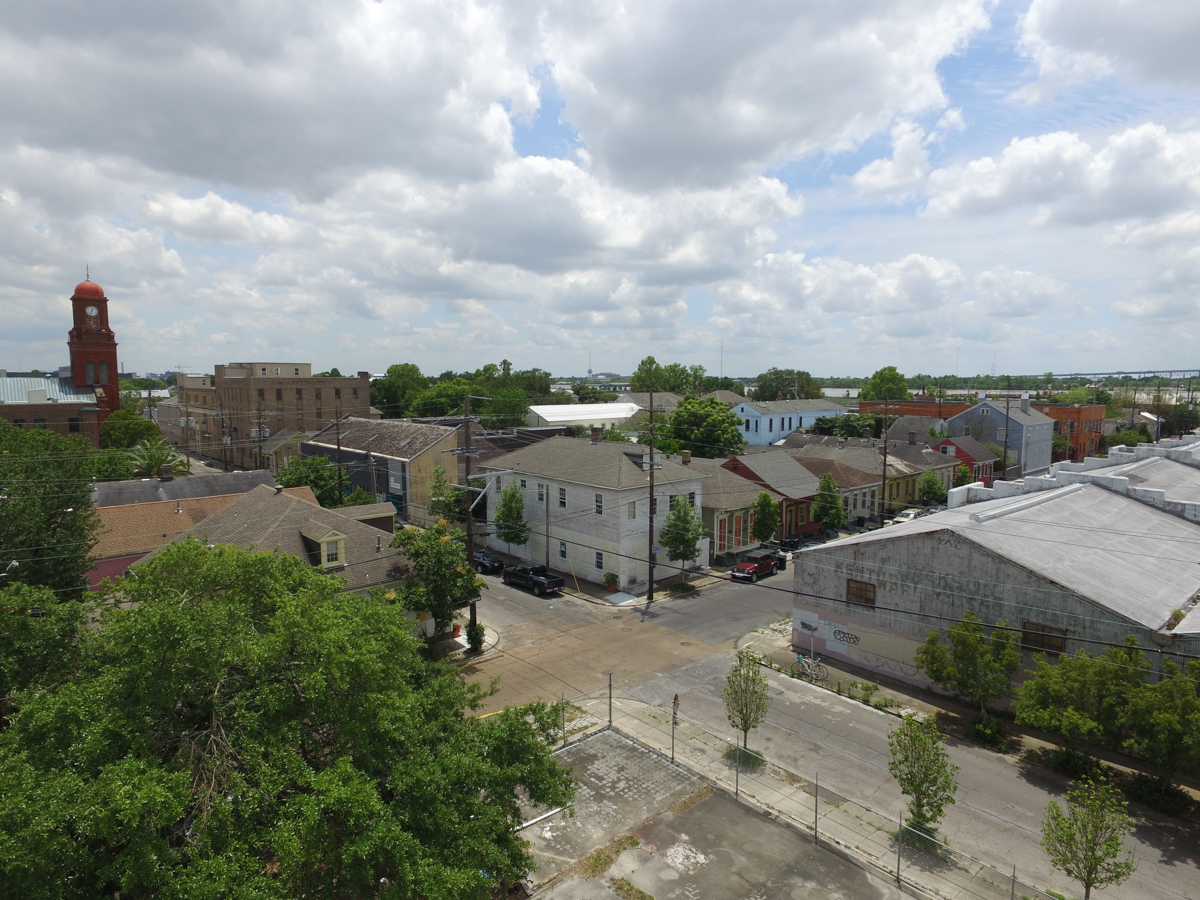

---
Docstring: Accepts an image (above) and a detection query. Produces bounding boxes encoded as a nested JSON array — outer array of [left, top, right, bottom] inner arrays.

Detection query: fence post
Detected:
[[735, 741, 740, 800], [896, 814, 902, 886], [608, 671, 613, 728], [814, 773, 818, 844], [1011, 864, 1016, 900], [671, 693, 679, 762], [561, 693, 566, 748]]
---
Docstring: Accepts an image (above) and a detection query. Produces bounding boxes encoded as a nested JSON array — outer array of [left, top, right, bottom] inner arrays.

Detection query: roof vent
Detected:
[[591, 426, 603, 444], [159, 464, 174, 482]]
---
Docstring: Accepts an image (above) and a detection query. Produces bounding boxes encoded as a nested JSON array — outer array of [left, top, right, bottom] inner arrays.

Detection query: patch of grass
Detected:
[[665, 784, 714, 817], [579, 834, 640, 878], [610, 878, 654, 900], [1124, 773, 1193, 816], [722, 743, 766, 772], [668, 582, 696, 594]]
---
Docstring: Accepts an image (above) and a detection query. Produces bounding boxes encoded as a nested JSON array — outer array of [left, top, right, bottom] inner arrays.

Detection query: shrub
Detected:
[[1123, 773, 1192, 816], [668, 582, 696, 594], [466, 622, 486, 653], [963, 714, 1008, 750]]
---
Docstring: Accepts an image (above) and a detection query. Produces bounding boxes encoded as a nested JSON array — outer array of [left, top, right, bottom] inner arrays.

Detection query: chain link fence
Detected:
[[540, 682, 1059, 900]]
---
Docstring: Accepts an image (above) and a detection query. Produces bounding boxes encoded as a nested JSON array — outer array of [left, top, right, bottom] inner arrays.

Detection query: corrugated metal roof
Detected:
[[0, 376, 97, 404], [804, 483, 1200, 631], [528, 402, 640, 423]]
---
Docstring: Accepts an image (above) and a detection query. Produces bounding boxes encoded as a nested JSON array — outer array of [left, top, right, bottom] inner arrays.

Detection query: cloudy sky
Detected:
[[3, 0, 1199, 379]]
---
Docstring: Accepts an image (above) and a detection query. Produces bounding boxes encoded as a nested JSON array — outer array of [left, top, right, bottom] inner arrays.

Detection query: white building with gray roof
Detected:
[[479, 435, 708, 591]]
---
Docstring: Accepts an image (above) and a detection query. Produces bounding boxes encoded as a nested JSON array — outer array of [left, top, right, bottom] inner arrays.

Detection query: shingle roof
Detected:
[[886, 416, 945, 441], [808, 484, 1200, 632], [786, 444, 921, 479], [732, 398, 846, 415], [0, 376, 98, 405], [159, 485, 407, 592], [92, 471, 276, 507], [481, 435, 706, 490], [940, 435, 998, 464], [93, 486, 317, 559], [306, 417, 454, 460], [686, 458, 782, 510], [723, 451, 822, 499], [700, 390, 748, 405], [791, 457, 880, 489], [948, 400, 1054, 428]]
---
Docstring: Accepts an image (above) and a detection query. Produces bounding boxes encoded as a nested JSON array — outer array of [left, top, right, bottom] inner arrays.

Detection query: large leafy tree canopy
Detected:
[[751, 368, 823, 402], [276, 454, 344, 508], [812, 412, 876, 438], [665, 397, 745, 457], [371, 362, 554, 421], [859, 366, 911, 402], [98, 409, 162, 449], [750, 492, 779, 543], [392, 520, 484, 636], [629, 356, 706, 395], [914, 612, 1021, 717], [0, 542, 573, 899], [0, 420, 100, 597], [128, 436, 192, 478], [919, 470, 948, 504]]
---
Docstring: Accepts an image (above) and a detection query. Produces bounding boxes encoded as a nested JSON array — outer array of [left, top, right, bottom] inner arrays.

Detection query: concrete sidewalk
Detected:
[[578, 696, 1056, 900]]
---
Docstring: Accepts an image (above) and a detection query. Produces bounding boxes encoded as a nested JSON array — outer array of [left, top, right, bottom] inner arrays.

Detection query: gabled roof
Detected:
[[480, 435, 705, 490], [881, 441, 959, 471], [731, 398, 845, 415], [805, 484, 1200, 633], [722, 451, 822, 499], [687, 458, 783, 510], [306, 417, 454, 460], [527, 402, 641, 423], [159, 485, 407, 592], [700, 390, 748, 405], [937, 435, 998, 464], [0, 376, 98, 405], [791, 457, 880, 490], [92, 471, 276, 508], [885, 416, 945, 441], [786, 443, 922, 479], [947, 400, 1054, 428]]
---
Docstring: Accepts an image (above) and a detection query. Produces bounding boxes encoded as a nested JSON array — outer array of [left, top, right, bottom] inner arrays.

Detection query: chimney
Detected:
[[908, 431, 916, 445], [777, 390, 784, 400], [175, 500, 181, 514], [590, 426, 603, 444], [1020, 393, 1030, 415], [159, 464, 174, 482], [682, 449, 692, 464], [862, 427, 871, 439]]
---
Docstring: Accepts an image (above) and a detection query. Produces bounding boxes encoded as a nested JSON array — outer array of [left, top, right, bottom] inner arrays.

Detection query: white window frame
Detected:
[[559, 541, 567, 559], [594, 493, 603, 515], [537, 482, 544, 502], [558, 487, 567, 508], [595, 550, 603, 570]]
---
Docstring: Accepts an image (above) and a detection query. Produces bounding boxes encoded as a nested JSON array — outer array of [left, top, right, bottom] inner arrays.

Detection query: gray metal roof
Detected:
[[807, 483, 1200, 632], [1104, 456, 1200, 503], [947, 399, 1054, 428], [481, 435, 706, 491], [0, 376, 97, 405], [733, 398, 846, 415], [725, 451, 822, 499], [93, 471, 276, 507], [687, 458, 783, 510]]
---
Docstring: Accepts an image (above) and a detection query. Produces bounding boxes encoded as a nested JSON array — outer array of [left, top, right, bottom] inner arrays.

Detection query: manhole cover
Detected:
[[680, 641, 692, 646], [622, 627, 633, 632], [612, 615, 623, 620]]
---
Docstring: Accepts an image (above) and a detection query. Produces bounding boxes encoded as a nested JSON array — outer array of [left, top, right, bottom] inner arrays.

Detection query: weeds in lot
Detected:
[[610, 877, 654, 900], [722, 743, 766, 772], [579, 835, 640, 878]]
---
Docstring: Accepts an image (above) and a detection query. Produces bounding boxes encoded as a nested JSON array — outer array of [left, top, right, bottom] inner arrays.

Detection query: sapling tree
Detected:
[[493, 480, 529, 559], [888, 714, 959, 839], [750, 492, 779, 543], [1042, 778, 1136, 900], [723, 650, 770, 751], [811, 473, 847, 531], [660, 497, 704, 583]]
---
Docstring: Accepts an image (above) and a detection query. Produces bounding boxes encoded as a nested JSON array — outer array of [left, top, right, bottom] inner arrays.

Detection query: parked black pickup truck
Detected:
[[501, 564, 565, 596]]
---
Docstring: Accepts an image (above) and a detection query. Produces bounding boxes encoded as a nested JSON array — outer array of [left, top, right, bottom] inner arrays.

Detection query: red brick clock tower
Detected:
[[67, 279, 120, 422]]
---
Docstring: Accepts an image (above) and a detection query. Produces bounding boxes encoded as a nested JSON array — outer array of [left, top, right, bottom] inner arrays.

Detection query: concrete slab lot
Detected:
[[531, 730, 901, 899]]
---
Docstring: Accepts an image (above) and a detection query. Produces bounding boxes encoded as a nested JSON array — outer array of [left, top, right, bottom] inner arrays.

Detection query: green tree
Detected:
[[0, 583, 85, 724], [1041, 778, 1136, 900], [392, 519, 485, 638], [1105, 430, 1149, 450], [1053, 430, 1071, 457], [812, 412, 875, 438], [660, 497, 704, 582], [0, 541, 572, 897], [888, 714, 959, 838], [0, 420, 100, 597], [723, 649, 770, 750], [914, 612, 1021, 718], [752, 368, 822, 401], [1016, 640, 1151, 765], [405, 378, 474, 419], [276, 454, 344, 508], [750, 491, 779, 543], [811, 473, 847, 531], [1122, 659, 1200, 792], [369, 362, 428, 418], [493, 480, 529, 559], [952, 464, 973, 488], [630, 356, 664, 392], [919, 470, 948, 504], [484, 388, 529, 429], [341, 486, 375, 506], [427, 464, 464, 522], [859, 366, 910, 402], [313, 367, 343, 377], [665, 397, 745, 457], [98, 409, 162, 449], [983, 441, 1011, 473], [573, 383, 611, 404], [127, 436, 191, 478]]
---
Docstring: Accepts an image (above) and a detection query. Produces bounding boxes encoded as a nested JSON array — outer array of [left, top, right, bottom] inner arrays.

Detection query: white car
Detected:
[[893, 509, 922, 523]]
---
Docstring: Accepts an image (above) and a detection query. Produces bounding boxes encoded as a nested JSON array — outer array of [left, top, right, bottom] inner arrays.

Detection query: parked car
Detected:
[[472, 551, 505, 574], [730, 552, 778, 583], [777, 536, 804, 551], [759, 542, 791, 570], [893, 509, 921, 523], [501, 564, 565, 596]]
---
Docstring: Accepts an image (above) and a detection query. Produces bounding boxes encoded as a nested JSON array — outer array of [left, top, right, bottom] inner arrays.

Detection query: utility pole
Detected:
[[1000, 377, 1012, 481], [463, 395, 479, 630], [879, 396, 889, 520], [256, 401, 264, 470], [647, 388, 657, 605]]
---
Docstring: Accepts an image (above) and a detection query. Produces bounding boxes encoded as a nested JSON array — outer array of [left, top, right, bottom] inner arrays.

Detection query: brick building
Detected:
[[1030, 403, 1107, 460], [158, 374, 220, 459], [213, 363, 378, 470], [857, 398, 974, 418], [0, 278, 120, 446]]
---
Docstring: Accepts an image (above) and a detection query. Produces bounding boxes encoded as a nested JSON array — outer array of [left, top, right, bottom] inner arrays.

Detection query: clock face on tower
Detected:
[[85, 305, 98, 316]]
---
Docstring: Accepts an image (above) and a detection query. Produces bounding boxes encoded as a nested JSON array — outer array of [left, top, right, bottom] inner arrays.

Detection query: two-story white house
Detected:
[[479, 435, 709, 591], [732, 399, 847, 446]]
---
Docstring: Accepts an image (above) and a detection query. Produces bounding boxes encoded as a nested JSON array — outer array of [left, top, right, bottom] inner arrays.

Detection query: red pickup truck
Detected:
[[730, 552, 778, 583]]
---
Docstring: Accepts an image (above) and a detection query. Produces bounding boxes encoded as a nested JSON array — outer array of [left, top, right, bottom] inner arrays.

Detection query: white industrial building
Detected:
[[525, 401, 641, 430]]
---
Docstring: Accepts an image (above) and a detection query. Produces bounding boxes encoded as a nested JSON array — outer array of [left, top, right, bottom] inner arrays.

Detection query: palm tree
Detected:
[[128, 437, 192, 477]]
